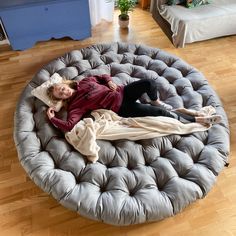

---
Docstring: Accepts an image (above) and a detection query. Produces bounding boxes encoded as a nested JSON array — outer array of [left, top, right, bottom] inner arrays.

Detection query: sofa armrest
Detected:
[[150, 0, 167, 12], [158, 0, 167, 5]]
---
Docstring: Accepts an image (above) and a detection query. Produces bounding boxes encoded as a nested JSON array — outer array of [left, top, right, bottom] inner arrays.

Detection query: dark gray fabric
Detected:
[[14, 42, 230, 225]]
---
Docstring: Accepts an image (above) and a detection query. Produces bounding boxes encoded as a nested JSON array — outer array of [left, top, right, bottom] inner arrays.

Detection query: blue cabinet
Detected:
[[0, 0, 91, 50]]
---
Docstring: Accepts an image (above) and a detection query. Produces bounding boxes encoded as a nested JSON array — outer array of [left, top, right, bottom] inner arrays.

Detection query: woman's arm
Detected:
[[47, 107, 55, 120], [94, 74, 117, 91], [107, 80, 117, 91], [94, 74, 112, 84], [47, 107, 84, 132]]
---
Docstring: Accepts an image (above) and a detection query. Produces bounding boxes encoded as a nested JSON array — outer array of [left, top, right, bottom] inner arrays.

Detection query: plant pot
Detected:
[[118, 14, 129, 28]]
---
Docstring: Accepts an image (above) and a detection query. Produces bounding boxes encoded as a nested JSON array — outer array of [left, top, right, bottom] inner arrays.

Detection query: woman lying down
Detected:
[[46, 74, 221, 162]]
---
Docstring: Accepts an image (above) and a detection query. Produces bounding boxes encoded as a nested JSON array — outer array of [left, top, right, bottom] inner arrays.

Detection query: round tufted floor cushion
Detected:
[[14, 42, 230, 226]]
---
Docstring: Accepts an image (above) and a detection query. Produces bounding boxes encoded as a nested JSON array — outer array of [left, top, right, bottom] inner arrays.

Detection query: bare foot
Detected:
[[173, 108, 199, 116], [174, 106, 216, 117], [196, 115, 222, 125]]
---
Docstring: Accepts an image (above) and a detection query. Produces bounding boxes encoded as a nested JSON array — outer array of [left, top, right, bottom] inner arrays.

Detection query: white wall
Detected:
[[89, 0, 115, 26]]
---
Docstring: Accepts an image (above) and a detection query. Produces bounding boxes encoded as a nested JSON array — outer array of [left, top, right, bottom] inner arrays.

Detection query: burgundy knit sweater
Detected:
[[50, 75, 124, 132]]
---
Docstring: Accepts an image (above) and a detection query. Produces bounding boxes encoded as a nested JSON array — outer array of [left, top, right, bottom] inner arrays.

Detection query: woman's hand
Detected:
[[108, 81, 117, 91], [47, 107, 56, 120]]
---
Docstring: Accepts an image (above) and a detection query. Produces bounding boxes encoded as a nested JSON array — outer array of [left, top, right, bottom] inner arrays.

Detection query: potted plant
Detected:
[[117, 0, 136, 28], [106, 0, 136, 28]]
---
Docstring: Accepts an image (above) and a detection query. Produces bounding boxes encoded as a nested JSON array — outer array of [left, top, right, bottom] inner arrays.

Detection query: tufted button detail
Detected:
[[100, 185, 107, 193], [129, 190, 136, 196], [145, 161, 150, 167], [127, 162, 136, 170]]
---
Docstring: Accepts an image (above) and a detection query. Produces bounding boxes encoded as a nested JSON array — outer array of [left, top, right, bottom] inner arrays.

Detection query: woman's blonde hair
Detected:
[[47, 79, 77, 101]]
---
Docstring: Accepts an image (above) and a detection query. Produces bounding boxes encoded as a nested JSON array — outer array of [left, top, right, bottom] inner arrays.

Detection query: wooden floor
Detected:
[[0, 7, 236, 236]]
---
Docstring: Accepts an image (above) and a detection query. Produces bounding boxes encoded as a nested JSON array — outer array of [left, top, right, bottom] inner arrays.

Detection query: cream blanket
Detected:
[[65, 108, 213, 163]]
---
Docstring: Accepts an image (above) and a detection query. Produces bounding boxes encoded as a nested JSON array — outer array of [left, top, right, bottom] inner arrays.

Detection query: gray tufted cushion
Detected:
[[14, 42, 230, 225]]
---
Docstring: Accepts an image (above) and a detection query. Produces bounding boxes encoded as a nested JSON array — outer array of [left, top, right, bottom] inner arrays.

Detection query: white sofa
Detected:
[[151, 0, 236, 47]]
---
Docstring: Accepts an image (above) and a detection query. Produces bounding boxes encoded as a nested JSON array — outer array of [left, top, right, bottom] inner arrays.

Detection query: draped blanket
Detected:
[[65, 109, 211, 163]]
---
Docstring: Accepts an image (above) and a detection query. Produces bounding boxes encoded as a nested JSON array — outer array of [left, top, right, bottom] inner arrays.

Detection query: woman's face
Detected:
[[53, 83, 74, 100]]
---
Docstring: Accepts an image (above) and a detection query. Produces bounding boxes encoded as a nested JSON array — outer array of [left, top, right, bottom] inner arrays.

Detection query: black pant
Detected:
[[118, 79, 195, 123]]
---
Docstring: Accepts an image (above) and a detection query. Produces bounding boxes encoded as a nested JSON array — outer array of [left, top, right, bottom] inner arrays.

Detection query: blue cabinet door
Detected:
[[0, 0, 91, 50]]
